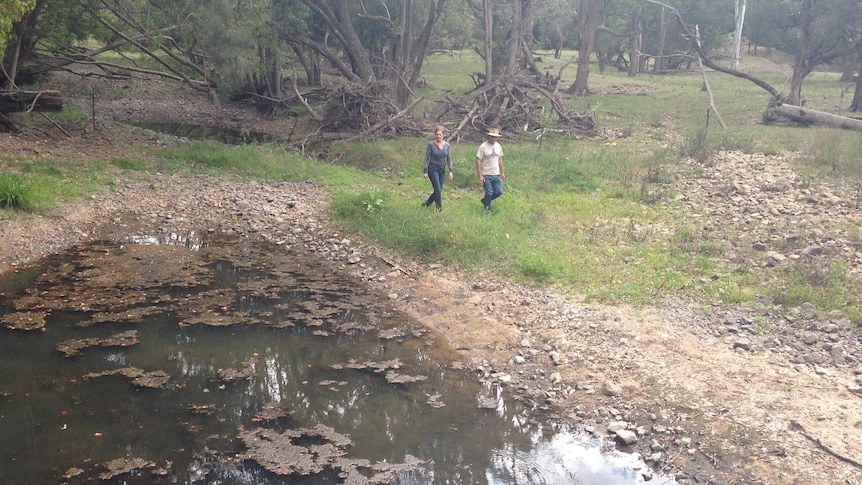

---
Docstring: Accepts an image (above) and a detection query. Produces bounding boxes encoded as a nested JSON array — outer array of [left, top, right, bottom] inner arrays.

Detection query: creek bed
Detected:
[[0, 235, 674, 484]]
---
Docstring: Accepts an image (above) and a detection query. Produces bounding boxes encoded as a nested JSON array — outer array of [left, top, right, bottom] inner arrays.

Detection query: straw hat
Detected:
[[486, 128, 502, 138]]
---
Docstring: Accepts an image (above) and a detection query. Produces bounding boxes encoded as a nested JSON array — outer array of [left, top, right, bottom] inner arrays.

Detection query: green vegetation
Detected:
[[0, 156, 117, 212], [0, 173, 35, 210], [2, 50, 862, 324]]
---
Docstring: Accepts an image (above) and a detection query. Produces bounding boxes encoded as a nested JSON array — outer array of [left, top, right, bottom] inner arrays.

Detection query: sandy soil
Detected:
[[1, 73, 861, 484]]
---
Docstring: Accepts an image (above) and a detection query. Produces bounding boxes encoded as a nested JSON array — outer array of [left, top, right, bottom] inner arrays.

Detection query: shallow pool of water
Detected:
[[0, 235, 675, 484]]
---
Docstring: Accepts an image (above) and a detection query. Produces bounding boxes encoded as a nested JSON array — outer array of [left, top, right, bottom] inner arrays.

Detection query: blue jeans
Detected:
[[424, 166, 446, 210], [481, 175, 504, 209]]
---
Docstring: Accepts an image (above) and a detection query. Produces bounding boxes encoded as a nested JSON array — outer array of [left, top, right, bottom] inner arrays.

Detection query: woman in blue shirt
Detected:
[[422, 124, 454, 212]]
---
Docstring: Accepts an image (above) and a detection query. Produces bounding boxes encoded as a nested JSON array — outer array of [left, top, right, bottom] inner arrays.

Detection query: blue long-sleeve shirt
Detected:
[[424, 140, 453, 173]]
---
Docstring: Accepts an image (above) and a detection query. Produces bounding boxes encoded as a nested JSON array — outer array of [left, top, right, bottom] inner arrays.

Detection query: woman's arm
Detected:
[[423, 142, 432, 173]]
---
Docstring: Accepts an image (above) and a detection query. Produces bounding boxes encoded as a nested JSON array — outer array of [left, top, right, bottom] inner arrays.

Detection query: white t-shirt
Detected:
[[476, 141, 503, 176]]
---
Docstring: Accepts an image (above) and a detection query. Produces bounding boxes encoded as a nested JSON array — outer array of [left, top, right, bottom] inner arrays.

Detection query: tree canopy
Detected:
[[3, 0, 862, 129]]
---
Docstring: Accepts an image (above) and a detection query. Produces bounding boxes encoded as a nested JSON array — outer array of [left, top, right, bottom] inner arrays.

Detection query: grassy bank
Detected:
[[2, 50, 861, 323]]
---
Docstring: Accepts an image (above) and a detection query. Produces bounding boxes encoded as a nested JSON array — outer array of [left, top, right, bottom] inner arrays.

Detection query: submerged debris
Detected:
[[426, 393, 446, 408], [188, 404, 218, 415], [76, 306, 164, 327], [2, 311, 48, 330], [332, 358, 402, 373], [99, 456, 150, 480], [83, 367, 171, 389], [254, 402, 293, 423], [217, 355, 259, 383], [62, 467, 85, 479], [331, 358, 427, 385], [378, 328, 406, 340], [56, 329, 140, 357], [238, 424, 423, 483], [384, 371, 427, 385]]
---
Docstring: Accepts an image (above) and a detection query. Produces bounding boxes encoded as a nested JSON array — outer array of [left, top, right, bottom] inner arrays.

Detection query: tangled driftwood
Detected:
[[312, 76, 597, 142], [429, 75, 597, 142], [319, 81, 425, 140]]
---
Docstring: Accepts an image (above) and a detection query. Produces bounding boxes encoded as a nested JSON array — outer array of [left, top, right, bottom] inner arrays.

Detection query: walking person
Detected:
[[476, 128, 505, 211], [422, 124, 454, 212]]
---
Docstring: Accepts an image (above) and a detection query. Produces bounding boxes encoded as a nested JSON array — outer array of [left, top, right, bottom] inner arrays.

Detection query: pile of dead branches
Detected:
[[311, 76, 597, 143], [430, 76, 598, 142], [319, 81, 425, 140]]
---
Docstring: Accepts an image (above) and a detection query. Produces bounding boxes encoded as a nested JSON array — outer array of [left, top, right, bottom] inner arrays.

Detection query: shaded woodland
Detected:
[[2, 0, 862, 136]]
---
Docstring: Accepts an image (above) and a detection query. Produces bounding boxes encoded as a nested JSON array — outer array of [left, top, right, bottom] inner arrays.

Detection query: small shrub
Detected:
[[678, 127, 712, 162]]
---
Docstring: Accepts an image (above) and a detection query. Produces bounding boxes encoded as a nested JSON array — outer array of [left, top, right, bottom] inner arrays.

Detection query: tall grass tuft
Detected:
[[0, 173, 36, 210]]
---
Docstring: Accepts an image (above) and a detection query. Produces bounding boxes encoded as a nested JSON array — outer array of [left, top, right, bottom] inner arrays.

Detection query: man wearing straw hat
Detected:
[[476, 127, 506, 212]]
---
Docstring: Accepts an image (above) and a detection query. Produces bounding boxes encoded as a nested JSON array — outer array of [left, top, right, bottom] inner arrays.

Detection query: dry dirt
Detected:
[[1, 74, 862, 485]]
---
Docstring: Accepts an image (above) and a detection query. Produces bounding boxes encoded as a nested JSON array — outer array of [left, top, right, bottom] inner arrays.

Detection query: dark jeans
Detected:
[[481, 174, 504, 209], [424, 166, 446, 210]]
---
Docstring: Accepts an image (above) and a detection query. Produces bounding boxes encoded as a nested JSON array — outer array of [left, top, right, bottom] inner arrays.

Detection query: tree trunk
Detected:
[[483, 0, 494, 82], [407, 0, 447, 96], [629, 18, 642, 77], [839, 52, 857, 83], [653, 7, 668, 73], [0, 90, 64, 113], [764, 103, 862, 131], [567, 0, 602, 96], [300, 0, 375, 82], [850, 58, 862, 112], [731, 0, 746, 70], [788, 56, 811, 105], [504, 0, 521, 76]]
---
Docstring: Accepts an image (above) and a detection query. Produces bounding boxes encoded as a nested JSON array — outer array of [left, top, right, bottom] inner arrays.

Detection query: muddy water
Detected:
[[0, 235, 675, 484]]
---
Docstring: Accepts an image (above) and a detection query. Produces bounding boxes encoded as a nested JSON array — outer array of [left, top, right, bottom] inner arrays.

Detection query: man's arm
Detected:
[[499, 156, 505, 179], [476, 156, 484, 184]]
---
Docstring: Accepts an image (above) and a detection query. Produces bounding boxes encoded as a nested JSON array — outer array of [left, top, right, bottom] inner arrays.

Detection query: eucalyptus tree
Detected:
[[746, 0, 862, 105], [567, 0, 610, 96], [533, 0, 577, 58], [0, 0, 36, 86], [283, 0, 448, 107], [851, 51, 862, 111], [2, 0, 88, 88]]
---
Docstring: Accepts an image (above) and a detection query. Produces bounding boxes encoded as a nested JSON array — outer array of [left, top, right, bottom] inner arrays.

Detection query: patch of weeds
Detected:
[[238, 128, 252, 145], [753, 315, 774, 334], [678, 127, 718, 163], [0, 173, 36, 210], [694, 256, 714, 272], [762, 146, 781, 157], [772, 259, 856, 314], [331, 189, 389, 219], [111, 157, 149, 171], [516, 249, 559, 282], [542, 154, 601, 193], [721, 134, 756, 154]]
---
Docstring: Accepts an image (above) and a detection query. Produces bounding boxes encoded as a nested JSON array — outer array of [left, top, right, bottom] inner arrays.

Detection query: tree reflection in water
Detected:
[[0, 238, 675, 484]]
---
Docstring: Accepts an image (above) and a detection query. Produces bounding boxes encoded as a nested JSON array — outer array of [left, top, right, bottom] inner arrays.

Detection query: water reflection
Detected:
[[0, 237, 676, 484]]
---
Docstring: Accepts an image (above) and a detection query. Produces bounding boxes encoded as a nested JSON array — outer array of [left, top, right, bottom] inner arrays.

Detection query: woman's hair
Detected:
[[434, 124, 445, 134]]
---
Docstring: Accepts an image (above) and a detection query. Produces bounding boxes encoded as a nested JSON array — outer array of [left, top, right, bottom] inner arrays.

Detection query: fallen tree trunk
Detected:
[[0, 90, 64, 113], [763, 103, 862, 131]]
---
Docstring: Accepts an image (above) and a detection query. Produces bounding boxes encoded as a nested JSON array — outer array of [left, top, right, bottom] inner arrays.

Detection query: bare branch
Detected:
[[642, 0, 780, 99]]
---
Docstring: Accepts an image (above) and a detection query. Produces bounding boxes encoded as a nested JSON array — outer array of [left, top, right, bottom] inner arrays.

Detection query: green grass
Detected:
[[0, 173, 36, 210], [4, 48, 862, 324], [0, 157, 119, 212]]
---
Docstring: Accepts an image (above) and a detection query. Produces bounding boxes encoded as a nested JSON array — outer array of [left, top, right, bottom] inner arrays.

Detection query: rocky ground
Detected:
[[2, 73, 862, 484]]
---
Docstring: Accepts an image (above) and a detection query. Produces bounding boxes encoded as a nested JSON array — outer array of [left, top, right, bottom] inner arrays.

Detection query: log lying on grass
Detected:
[[0, 90, 64, 114], [763, 103, 862, 132]]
